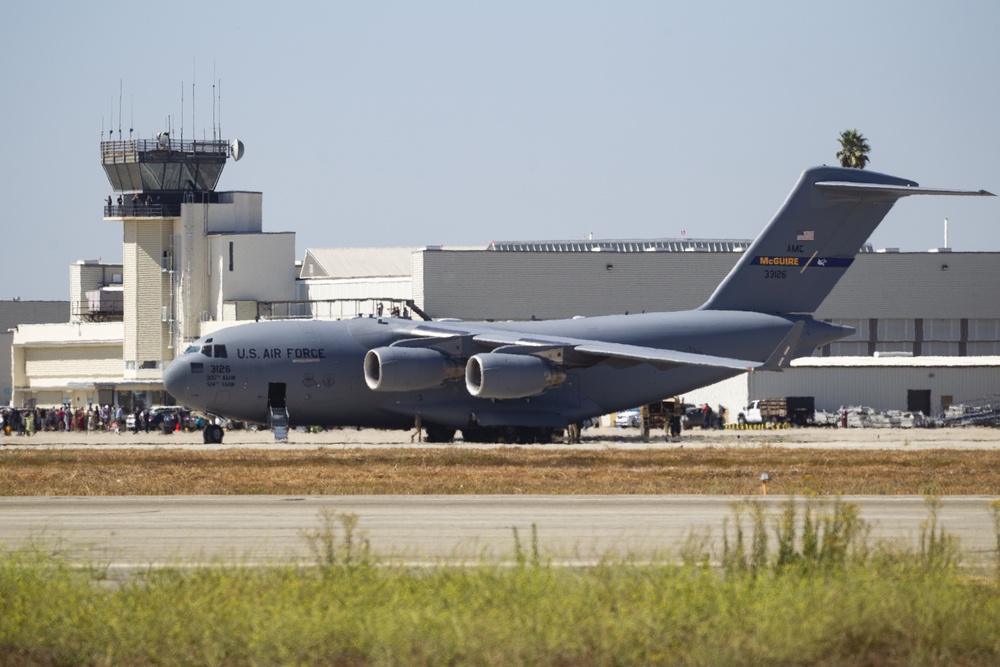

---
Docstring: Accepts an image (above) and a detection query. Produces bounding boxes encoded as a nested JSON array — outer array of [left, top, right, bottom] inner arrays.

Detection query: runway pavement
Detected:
[[2, 427, 998, 567], [4, 423, 1000, 449], [1, 495, 996, 567]]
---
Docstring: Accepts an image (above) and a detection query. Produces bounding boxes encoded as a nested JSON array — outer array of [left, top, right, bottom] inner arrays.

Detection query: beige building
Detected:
[[1, 301, 70, 404]]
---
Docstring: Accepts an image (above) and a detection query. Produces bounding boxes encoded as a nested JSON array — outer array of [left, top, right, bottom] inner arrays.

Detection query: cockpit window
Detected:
[[201, 345, 213, 358], [214, 345, 228, 358], [185, 345, 200, 354]]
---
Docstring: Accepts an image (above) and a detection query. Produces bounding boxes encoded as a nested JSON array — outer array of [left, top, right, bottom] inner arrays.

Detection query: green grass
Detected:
[[2, 499, 1000, 666]]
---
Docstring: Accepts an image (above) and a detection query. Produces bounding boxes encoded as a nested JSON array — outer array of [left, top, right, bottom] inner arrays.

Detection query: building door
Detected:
[[907, 389, 931, 416]]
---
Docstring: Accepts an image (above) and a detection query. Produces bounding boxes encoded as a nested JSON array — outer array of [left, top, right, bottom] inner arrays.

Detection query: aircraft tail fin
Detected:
[[700, 166, 993, 314]]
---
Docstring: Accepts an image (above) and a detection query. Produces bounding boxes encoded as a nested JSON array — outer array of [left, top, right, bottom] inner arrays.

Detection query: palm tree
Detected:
[[836, 129, 871, 169]]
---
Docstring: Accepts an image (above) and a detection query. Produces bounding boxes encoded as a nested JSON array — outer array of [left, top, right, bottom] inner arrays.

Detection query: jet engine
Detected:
[[364, 347, 464, 392], [465, 352, 566, 399]]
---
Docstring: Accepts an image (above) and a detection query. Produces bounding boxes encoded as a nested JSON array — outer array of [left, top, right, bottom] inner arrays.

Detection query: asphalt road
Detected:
[[1, 495, 996, 567]]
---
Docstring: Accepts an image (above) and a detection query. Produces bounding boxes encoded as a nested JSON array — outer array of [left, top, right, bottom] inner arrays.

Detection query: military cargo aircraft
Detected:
[[164, 166, 992, 443]]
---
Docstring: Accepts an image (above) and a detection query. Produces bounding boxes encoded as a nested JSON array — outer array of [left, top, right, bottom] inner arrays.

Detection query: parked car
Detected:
[[148, 405, 191, 434], [615, 408, 641, 428]]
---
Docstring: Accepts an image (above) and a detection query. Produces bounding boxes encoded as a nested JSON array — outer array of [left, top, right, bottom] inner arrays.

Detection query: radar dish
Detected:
[[231, 139, 245, 161]]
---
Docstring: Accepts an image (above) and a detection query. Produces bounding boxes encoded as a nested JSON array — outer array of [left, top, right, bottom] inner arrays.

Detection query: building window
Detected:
[[968, 341, 1000, 355], [924, 319, 961, 342], [229, 241, 234, 272], [922, 341, 960, 356], [877, 319, 915, 342], [969, 319, 1000, 341], [829, 341, 869, 356]]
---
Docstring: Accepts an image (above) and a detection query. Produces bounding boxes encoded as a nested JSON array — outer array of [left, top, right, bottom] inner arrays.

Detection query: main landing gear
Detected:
[[203, 423, 224, 444], [421, 423, 557, 444]]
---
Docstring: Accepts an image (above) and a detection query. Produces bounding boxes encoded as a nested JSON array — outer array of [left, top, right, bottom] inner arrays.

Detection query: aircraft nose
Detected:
[[163, 357, 190, 402]]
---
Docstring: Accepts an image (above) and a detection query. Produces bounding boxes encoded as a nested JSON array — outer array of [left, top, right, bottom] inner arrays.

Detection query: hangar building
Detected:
[[295, 241, 1000, 418]]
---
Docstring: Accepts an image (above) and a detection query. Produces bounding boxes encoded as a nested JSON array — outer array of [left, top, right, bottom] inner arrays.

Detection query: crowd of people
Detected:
[[0, 405, 167, 437]]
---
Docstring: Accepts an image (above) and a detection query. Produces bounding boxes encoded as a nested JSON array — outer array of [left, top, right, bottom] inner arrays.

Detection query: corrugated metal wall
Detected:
[[414, 250, 1000, 322], [418, 251, 739, 320], [748, 365, 1000, 414], [682, 363, 1000, 420]]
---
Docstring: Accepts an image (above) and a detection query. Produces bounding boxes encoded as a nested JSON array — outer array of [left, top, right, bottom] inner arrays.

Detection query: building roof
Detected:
[[487, 238, 877, 254], [487, 238, 755, 253], [299, 247, 418, 280], [791, 356, 1000, 368]]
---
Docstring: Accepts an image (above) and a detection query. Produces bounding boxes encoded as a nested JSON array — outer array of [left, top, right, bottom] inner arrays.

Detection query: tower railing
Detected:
[[100, 138, 231, 163]]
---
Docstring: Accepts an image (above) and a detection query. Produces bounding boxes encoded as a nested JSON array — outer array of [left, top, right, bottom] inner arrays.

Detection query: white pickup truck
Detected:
[[738, 397, 815, 426]]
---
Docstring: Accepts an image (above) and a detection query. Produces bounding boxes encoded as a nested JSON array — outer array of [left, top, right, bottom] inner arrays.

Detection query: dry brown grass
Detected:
[[2, 446, 999, 495]]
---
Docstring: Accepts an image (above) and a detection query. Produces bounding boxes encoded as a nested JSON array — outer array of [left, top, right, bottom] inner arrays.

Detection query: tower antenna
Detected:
[[212, 60, 217, 142], [218, 78, 223, 142], [118, 79, 123, 139], [191, 58, 196, 144]]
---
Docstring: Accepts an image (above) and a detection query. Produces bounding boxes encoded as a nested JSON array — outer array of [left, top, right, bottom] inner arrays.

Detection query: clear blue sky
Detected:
[[2, 1, 997, 300]]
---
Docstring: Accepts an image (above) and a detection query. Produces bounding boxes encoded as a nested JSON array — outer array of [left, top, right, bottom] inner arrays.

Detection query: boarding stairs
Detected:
[[268, 406, 290, 441]]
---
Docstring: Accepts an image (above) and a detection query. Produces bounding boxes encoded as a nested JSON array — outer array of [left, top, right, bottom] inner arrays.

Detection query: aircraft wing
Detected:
[[468, 331, 763, 371]]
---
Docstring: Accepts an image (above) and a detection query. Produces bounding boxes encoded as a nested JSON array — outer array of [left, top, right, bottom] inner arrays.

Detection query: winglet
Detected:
[[759, 321, 805, 371]]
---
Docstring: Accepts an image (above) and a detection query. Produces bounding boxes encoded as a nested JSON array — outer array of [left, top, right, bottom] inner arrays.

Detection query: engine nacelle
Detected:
[[364, 346, 463, 392], [465, 352, 566, 399]]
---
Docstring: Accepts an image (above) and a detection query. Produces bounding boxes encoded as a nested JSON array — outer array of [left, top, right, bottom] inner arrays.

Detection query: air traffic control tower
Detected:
[[101, 133, 295, 385]]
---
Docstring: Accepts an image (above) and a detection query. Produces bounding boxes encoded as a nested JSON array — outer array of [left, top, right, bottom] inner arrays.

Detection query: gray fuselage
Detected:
[[163, 310, 847, 429]]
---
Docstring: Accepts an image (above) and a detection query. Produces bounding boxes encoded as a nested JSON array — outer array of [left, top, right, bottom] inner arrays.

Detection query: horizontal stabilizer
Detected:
[[815, 181, 994, 198]]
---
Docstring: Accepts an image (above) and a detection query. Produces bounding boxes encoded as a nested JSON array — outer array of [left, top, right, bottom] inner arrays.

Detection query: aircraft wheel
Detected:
[[460, 427, 485, 443], [203, 424, 224, 444], [425, 425, 456, 443]]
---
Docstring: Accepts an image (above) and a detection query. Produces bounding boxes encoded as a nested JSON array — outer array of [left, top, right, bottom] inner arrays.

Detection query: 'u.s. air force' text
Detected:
[[236, 347, 326, 359]]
